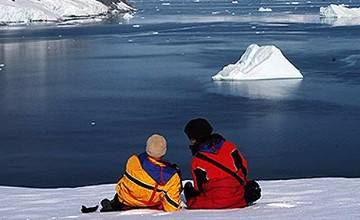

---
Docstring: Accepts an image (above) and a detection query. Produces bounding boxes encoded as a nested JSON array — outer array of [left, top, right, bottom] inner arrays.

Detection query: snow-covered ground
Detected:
[[0, 178, 359, 219], [0, 0, 134, 24], [212, 44, 303, 81]]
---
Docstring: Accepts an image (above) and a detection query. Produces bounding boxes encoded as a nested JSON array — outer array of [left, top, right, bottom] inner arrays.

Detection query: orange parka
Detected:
[[116, 153, 182, 212]]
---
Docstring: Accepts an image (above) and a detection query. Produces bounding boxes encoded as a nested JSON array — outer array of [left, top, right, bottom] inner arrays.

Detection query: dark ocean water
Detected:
[[0, 0, 360, 187]]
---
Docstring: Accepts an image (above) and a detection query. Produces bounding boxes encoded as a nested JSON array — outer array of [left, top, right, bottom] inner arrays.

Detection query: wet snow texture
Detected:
[[0, 178, 359, 219]]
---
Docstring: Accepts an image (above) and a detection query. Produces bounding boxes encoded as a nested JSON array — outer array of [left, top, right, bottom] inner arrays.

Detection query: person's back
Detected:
[[183, 118, 249, 209], [101, 134, 182, 212], [116, 152, 181, 211]]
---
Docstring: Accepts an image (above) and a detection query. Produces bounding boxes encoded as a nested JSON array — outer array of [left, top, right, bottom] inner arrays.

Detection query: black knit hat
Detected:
[[184, 118, 213, 140]]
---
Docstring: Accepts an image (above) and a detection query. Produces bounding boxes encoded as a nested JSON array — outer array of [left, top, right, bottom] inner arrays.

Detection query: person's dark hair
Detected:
[[184, 118, 213, 141]]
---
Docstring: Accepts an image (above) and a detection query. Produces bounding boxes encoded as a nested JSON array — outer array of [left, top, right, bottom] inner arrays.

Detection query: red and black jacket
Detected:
[[187, 134, 249, 209]]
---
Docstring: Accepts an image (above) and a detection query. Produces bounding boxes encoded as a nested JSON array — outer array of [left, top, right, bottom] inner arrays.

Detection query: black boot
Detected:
[[100, 199, 113, 212], [81, 205, 99, 213]]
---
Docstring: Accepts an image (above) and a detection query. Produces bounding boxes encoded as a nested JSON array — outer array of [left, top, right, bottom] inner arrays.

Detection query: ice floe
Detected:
[[123, 12, 134, 20], [320, 4, 360, 18], [258, 7, 273, 12], [212, 44, 303, 81]]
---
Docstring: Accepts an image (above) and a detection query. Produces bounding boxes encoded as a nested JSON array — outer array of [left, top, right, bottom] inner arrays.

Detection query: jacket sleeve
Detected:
[[232, 149, 249, 182], [161, 172, 182, 212], [191, 159, 208, 192]]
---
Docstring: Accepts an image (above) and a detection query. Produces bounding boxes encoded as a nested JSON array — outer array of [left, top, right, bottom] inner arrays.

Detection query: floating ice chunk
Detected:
[[123, 13, 134, 20], [161, 3, 171, 6], [258, 7, 272, 12], [132, 24, 140, 28], [232, 1, 239, 4], [212, 44, 303, 81], [0, 64, 4, 67], [320, 4, 360, 18]]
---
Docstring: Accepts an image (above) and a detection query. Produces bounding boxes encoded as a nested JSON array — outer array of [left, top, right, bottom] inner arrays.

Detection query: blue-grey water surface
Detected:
[[0, 0, 360, 187]]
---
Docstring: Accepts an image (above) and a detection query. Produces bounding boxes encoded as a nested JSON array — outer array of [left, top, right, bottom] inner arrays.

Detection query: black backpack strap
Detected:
[[195, 153, 245, 186]]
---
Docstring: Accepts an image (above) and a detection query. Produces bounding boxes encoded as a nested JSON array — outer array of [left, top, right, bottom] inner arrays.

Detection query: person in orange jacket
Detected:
[[183, 118, 251, 209], [100, 134, 182, 212]]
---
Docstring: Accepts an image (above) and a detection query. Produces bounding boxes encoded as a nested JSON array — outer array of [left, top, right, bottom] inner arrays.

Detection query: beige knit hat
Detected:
[[146, 134, 167, 158]]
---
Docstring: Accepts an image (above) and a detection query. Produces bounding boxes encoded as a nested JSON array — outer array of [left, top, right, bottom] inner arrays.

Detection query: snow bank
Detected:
[[0, 178, 359, 219], [0, 0, 134, 24], [320, 4, 360, 18], [212, 44, 303, 81]]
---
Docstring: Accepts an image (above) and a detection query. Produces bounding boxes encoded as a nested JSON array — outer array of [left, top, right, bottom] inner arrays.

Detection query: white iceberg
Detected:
[[212, 44, 303, 81], [320, 4, 360, 18], [123, 12, 134, 20], [0, 178, 359, 219], [258, 7, 272, 12], [0, 0, 134, 24]]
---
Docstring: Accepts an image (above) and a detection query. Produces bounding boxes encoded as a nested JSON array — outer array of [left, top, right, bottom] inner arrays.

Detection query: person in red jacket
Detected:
[[183, 118, 250, 209]]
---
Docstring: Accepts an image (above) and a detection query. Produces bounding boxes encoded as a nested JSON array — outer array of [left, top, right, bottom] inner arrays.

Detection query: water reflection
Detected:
[[320, 17, 360, 27], [212, 79, 303, 100], [0, 38, 86, 112]]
